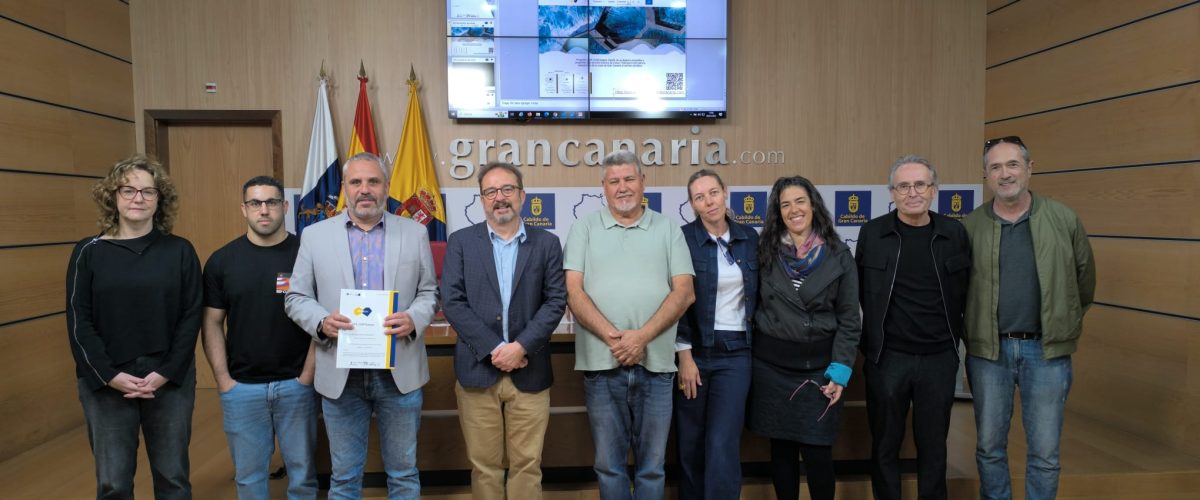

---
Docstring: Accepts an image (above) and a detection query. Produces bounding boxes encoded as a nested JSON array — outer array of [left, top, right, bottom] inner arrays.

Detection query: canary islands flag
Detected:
[[295, 78, 340, 235], [388, 71, 446, 241]]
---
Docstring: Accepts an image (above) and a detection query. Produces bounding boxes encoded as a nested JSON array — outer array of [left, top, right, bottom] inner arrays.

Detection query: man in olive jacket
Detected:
[[963, 136, 1095, 500]]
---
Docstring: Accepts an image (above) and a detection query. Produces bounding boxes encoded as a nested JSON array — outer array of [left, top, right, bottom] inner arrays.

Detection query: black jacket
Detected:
[[855, 210, 971, 363], [753, 240, 861, 373]]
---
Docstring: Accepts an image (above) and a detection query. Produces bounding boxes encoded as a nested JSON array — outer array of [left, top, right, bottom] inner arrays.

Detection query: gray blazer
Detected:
[[440, 222, 566, 392], [285, 212, 438, 398]]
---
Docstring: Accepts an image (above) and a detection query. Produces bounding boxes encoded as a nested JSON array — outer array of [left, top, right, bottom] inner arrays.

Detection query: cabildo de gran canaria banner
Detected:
[[286, 183, 980, 253]]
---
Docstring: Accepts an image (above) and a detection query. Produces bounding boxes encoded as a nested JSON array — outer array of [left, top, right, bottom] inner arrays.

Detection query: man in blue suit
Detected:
[[440, 161, 567, 500]]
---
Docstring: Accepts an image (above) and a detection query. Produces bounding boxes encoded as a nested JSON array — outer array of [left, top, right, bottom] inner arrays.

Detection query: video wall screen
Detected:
[[447, 0, 728, 121]]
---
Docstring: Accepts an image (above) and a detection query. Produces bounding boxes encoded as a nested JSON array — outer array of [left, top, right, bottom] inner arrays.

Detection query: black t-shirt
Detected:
[[203, 234, 308, 383], [883, 220, 954, 354]]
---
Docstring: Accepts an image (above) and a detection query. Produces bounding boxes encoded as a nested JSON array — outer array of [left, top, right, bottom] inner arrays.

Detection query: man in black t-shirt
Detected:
[[855, 156, 971, 500], [202, 176, 318, 499]]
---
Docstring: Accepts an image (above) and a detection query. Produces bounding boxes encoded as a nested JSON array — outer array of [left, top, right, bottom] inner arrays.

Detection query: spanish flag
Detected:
[[336, 63, 381, 213], [387, 67, 446, 241]]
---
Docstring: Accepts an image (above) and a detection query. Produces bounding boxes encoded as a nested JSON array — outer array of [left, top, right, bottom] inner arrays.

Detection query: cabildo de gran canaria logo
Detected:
[[835, 191, 871, 226], [937, 189, 975, 220], [731, 191, 766, 227], [521, 193, 556, 229], [642, 192, 662, 213], [352, 307, 373, 317]]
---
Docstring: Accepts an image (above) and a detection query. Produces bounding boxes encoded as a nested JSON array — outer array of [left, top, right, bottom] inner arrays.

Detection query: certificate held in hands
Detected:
[[337, 289, 400, 369]]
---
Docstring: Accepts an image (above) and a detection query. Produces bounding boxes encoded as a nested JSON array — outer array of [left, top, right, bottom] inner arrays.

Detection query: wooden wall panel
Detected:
[[69, 111, 136, 175], [1070, 306, 1200, 455], [0, 94, 134, 175], [986, 0, 1016, 12], [986, 0, 1187, 66], [0, 0, 132, 465], [0, 245, 72, 325], [0, 20, 133, 119], [1032, 163, 1200, 239], [986, 5, 1200, 121], [984, 84, 1200, 172], [1091, 238, 1200, 318], [0, 172, 97, 246], [0, 315, 84, 462], [987, 0, 1200, 464], [0, 0, 132, 60], [130, 0, 985, 189]]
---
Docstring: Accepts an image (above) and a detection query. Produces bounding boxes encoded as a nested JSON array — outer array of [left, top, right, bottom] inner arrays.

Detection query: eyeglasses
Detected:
[[788, 379, 837, 421], [481, 184, 520, 200], [891, 181, 934, 194], [116, 186, 159, 200], [984, 135, 1025, 153], [243, 198, 284, 210]]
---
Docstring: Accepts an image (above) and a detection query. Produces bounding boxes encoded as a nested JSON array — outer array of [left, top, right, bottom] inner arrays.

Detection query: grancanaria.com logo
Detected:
[[353, 307, 374, 317]]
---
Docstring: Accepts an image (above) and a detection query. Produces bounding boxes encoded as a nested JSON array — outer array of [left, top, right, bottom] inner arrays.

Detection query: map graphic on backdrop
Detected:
[[287, 184, 983, 253]]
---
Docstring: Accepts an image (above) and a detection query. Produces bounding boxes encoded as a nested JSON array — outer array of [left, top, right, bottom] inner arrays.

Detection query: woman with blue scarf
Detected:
[[746, 176, 861, 500]]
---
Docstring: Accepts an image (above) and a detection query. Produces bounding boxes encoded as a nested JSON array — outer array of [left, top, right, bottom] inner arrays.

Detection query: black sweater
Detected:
[[66, 231, 202, 391]]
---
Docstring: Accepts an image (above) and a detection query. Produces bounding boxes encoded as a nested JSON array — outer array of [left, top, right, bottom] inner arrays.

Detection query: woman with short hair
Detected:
[[67, 155, 202, 499]]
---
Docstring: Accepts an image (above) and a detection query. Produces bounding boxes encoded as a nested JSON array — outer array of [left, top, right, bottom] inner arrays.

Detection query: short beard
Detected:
[[491, 212, 515, 225], [489, 201, 516, 225], [611, 197, 640, 215], [349, 196, 383, 221]]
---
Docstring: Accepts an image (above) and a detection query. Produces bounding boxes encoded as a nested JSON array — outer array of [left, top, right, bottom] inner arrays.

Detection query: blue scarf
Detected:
[[778, 233, 827, 282]]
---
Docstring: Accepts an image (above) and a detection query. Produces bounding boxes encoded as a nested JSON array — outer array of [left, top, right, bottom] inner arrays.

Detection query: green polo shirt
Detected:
[[564, 207, 694, 373]]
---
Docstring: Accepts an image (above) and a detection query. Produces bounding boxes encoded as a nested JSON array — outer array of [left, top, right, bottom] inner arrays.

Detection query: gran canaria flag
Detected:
[[388, 68, 446, 241], [335, 64, 381, 213], [295, 78, 341, 235]]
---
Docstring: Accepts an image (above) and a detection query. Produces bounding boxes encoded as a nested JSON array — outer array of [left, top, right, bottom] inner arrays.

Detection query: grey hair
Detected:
[[343, 152, 389, 182], [601, 149, 642, 180], [888, 154, 938, 187], [982, 142, 1031, 169], [476, 161, 524, 189]]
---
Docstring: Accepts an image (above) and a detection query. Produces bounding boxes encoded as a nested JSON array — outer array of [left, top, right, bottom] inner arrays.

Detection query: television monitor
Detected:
[[447, 0, 728, 121]]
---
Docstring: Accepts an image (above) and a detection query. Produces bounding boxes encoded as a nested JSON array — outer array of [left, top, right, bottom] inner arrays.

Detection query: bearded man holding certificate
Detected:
[[285, 152, 438, 499]]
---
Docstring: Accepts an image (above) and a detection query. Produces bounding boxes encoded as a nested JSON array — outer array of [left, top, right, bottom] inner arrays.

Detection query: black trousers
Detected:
[[865, 347, 960, 500]]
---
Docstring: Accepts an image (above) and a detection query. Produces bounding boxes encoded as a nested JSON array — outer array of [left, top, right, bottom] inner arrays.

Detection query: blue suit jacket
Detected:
[[440, 222, 566, 392]]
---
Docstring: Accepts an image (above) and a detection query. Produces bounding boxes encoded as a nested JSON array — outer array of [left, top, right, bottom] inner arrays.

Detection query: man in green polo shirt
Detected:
[[564, 150, 695, 500]]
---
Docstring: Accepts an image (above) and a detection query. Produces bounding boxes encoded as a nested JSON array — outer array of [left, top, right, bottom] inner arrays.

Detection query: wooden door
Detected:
[[163, 123, 276, 389]]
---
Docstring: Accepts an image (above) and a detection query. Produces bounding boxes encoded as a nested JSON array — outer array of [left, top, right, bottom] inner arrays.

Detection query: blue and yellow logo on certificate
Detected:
[[731, 191, 767, 228], [642, 192, 662, 213], [521, 193, 556, 229], [937, 190, 974, 219], [835, 191, 871, 226]]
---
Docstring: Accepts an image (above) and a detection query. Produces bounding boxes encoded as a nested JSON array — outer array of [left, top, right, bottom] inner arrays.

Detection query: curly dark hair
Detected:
[[757, 175, 839, 271], [92, 155, 179, 235]]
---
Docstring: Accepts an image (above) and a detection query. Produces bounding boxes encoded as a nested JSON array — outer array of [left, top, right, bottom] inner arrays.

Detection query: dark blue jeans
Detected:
[[674, 330, 751, 500], [77, 363, 195, 500], [967, 338, 1072, 500], [584, 365, 675, 500]]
